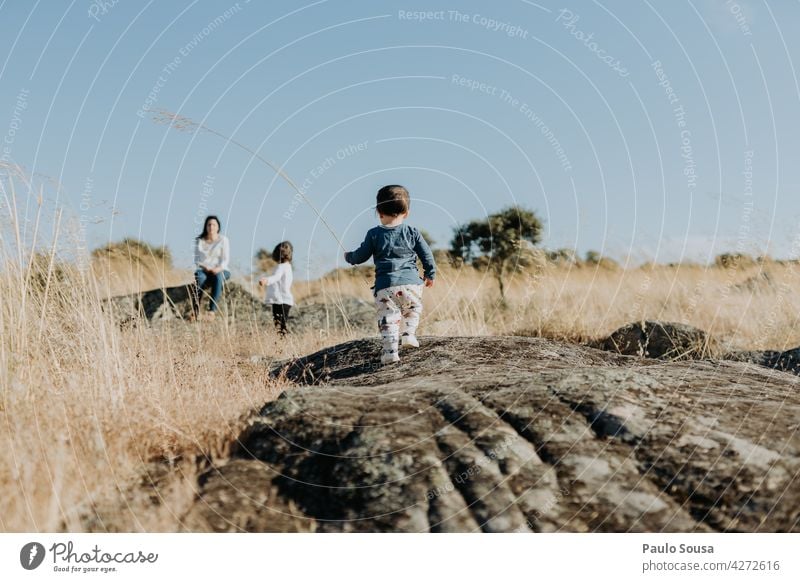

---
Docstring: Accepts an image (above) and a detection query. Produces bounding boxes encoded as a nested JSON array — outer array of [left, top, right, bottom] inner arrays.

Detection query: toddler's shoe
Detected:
[[381, 353, 400, 365], [401, 334, 419, 348]]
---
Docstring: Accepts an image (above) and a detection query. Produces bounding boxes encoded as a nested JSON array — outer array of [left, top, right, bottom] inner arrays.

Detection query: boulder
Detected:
[[723, 347, 800, 376], [598, 320, 716, 360], [102, 282, 375, 334], [183, 336, 800, 532], [289, 293, 375, 336]]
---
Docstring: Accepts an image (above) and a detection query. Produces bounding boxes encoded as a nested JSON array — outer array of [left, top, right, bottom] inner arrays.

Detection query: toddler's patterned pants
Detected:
[[375, 284, 423, 359]]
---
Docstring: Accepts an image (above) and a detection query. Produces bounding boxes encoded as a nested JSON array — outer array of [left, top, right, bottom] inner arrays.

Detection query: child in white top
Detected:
[[259, 241, 294, 336]]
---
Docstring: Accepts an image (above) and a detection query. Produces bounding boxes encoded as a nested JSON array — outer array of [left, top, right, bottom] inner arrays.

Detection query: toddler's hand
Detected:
[[424, 277, 434, 288], [258, 277, 266, 287]]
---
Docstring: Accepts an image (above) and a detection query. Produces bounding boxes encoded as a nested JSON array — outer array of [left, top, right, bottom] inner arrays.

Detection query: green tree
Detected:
[[449, 206, 544, 300]]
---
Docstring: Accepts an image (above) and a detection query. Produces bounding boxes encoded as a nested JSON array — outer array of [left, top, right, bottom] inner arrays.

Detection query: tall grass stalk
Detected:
[[0, 175, 295, 531]]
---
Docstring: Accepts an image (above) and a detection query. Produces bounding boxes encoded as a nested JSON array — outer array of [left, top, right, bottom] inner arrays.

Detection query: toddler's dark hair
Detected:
[[376, 185, 410, 217], [272, 241, 293, 263]]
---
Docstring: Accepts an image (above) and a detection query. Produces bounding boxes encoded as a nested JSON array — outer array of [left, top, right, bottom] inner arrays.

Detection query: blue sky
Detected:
[[0, 0, 798, 278]]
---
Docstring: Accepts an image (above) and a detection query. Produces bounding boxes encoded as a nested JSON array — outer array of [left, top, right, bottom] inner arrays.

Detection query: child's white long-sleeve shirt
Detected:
[[262, 262, 294, 305]]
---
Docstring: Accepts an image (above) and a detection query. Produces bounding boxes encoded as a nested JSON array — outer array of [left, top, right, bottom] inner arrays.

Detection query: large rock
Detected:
[[599, 320, 716, 360], [183, 336, 800, 532], [723, 347, 800, 376], [102, 282, 374, 334], [288, 293, 375, 337]]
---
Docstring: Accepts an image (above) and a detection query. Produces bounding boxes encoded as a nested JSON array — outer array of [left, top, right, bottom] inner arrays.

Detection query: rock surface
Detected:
[[102, 282, 374, 334], [184, 336, 800, 532]]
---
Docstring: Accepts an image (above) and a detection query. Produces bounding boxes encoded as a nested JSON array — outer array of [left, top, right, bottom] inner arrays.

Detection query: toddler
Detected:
[[259, 241, 294, 336], [344, 185, 436, 364]]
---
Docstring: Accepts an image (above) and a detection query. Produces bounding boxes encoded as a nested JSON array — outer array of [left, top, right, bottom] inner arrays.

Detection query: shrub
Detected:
[[584, 250, 619, 270], [546, 248, 579, 266], [715, 252, 756, 269], [254, 248, 276, 274], [92, 238, 172, 267]]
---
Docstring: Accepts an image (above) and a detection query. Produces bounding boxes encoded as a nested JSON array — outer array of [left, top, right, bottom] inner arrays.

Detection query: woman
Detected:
[[192, 215, 231, 319]]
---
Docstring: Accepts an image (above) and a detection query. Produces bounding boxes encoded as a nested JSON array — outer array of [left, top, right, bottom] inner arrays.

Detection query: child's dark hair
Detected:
[[376, 185, 410, 217], [272, 241, 293, 263]]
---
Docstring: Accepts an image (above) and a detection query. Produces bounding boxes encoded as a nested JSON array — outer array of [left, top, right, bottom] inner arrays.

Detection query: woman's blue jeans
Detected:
[[193, 269, 231, 312]]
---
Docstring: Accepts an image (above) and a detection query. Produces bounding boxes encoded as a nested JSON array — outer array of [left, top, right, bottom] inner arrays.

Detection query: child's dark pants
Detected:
[[272, 304, 291, 336]]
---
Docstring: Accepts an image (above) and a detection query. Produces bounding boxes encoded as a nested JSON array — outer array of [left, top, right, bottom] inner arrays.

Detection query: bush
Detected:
[[546, 248, 579, 266], [92, 238, 172, 267], [254, 248, 276, 274], [756, 255, 774, 264], [715, 253, 756, 269], [584, 250, 619, 270], [25, 251, 73, 296]]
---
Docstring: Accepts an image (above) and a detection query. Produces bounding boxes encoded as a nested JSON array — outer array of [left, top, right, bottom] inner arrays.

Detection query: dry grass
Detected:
[[297, 259, 800, 351], [0, 245, 348, 530], [0, 177, 353, 531], [3, 174, 800, 532], [90, 240, 187, 298]]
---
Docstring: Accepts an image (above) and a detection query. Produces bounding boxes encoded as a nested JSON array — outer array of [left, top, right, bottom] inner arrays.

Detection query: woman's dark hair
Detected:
[[376, 185, 410, 217], [272, 241, 293, 263], [197, 215, 221, 239]]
